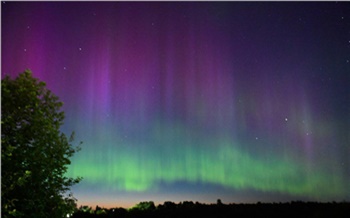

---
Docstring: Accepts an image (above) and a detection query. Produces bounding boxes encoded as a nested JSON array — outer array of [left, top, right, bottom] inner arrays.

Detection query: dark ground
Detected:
[[72, 201, 350, 218]]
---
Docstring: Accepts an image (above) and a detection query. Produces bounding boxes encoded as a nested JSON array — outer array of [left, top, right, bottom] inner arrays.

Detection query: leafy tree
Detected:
[[217, 199, 223, 205], [131, 201, 156, 211], [1, 70, 82, 218]]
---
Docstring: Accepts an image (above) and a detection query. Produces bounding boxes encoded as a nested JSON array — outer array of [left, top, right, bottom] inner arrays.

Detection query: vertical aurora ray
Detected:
[[2, 2, 349, 207]]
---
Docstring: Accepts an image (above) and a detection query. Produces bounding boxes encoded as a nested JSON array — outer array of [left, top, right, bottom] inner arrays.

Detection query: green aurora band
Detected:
[[67, 120, 347, 200]]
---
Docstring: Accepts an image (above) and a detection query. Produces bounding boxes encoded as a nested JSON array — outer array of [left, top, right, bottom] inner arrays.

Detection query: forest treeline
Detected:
[[72, 200, 350, 218]]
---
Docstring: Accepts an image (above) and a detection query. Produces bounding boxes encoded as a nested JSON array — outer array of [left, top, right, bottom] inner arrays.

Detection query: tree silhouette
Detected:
[[1, 70, 82, 218], [132, 201, 156, 211], [70, 201, 350, 218]]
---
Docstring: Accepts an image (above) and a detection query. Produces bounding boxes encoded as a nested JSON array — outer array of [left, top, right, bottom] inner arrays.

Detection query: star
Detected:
[[78, 47, 82, 51], [285, 118, 288, 122]]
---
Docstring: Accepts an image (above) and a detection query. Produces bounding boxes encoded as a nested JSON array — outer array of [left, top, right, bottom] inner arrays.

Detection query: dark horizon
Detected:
[[73, 200, 350, 218], [78, 199, 350, 210]]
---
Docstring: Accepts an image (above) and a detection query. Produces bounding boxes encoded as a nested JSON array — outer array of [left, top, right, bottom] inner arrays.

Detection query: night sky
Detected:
[[2, 1, 350, 208]]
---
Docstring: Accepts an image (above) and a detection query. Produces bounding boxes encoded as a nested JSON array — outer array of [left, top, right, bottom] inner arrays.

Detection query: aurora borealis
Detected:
[[2, 1, 350, 208]]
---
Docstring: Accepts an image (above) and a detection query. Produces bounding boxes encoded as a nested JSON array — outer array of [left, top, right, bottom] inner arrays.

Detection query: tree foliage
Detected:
[[1, 70, 81, 218]]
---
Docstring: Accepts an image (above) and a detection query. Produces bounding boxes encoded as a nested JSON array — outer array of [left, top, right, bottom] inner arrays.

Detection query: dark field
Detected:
[[72, 201, 350, 218]]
